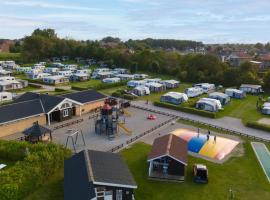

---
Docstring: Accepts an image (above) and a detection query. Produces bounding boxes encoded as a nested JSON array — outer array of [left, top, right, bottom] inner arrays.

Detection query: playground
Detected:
[[52, 106, 172, 152]]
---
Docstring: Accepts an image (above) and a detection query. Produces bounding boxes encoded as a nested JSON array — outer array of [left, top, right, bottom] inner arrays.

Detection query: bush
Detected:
[[246, 121, 270, 132], [154, 101, 216, 118], [0, 141, 72, 200], [71, 86, 88, 91]]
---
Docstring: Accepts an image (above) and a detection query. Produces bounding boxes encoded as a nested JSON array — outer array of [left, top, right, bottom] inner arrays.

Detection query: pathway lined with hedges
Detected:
[[132, 100, 270, 141]]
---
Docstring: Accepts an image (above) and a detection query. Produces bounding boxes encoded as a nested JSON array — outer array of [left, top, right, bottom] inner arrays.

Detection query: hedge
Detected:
[[246, 121, 270, 132], [72, 81, 128, 91], [0, 140, 72, 200], [154, 101, 217, 118]]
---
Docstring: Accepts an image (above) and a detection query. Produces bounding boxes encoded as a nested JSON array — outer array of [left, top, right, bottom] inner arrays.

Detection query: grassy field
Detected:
[[70, 79, 101, 88], [11, 85, 41, 93], [0, 52, 21, 60], [121, 142, 270, 200]]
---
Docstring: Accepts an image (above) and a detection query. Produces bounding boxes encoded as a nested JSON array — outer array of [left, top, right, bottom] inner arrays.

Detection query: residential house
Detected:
[[145, 82, 166, 93], [239, 84, 263, 94], [147, 134, 188, 182], [196, 98, 222, 112], [228, 51, 253, 67], [161, 80, 180, 89], [43, 75, 69, 85], [160, 92, 188, 105], [208, 92, 230, 105], [258, 54, 270, 69], [225, 89, 246, 99], [64, 150, 137, 200], [132, 86, 150, 96]]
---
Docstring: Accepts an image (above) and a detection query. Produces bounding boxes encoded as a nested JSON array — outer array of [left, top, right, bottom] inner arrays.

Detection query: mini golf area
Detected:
[[251, 142, 270, 182], [171, 129, 239, 161]]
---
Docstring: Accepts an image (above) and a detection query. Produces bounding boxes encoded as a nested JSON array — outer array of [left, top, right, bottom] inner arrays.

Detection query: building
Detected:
[[64, 150, 137, 200], [208, 92, 230, 105], [258, 54, 270, 69], [0, 90, 107, 138], [145, 82, 166, 93], [161, 80, 180, 89], [147, 134, 188, 182], [103, 77, 121, 83], [196, 98, 222, 112], [0, 91, 12, 102], [185, 87, 204, 98], [239, 84, 263, 94], [132, 86, 150, 96], [228, 51, 253, 67], [225, 88, 246, 99], [160, 92, 188, 105], [43, 75, 69, 85], [262, 102, 270, 115]]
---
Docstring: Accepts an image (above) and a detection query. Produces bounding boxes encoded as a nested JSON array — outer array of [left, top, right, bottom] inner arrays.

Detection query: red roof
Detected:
[[233, 51, 252, 59], [147, 134, 188, 165], [259, 54, 270, 61]]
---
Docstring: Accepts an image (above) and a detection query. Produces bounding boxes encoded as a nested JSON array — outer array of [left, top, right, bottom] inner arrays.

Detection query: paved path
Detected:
[[132, 100, 270, 141]]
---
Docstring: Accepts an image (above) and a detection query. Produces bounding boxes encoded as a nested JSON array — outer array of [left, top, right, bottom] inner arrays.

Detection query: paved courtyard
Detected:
[[52, 107, 172, 152]]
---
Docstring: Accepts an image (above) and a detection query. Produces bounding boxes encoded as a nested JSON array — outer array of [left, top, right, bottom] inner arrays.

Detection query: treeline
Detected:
[[11, 29, 269, 88]]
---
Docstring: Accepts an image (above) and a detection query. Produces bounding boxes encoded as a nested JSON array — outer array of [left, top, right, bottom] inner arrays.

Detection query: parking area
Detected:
[[52, 106, 172, 152]]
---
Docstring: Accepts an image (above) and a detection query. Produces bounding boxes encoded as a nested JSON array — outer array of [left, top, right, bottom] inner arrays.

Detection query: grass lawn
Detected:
[[11, 85, 41, 93], [70, 79, 101, 88], [99, 85, 128, 95], [0, 52, 21, 60], [121, 142, 270, 200]]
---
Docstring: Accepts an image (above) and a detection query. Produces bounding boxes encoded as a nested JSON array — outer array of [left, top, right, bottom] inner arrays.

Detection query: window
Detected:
[[2, 96, 7, 99], [63, 109, 69, 117]]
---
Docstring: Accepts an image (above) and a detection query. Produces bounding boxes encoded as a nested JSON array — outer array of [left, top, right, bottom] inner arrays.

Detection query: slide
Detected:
[[118, 122, 132, 135]]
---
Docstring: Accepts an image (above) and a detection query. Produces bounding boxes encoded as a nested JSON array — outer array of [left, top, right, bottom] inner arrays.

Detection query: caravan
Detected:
[[262, 103, 270, 115], [185, 87, 204, 98], [196, 98, 222, 112], [209, 92, 230, 105], [225, 89, 246, 99], [160, 92, 188, 105], [194, 83, 215, 93]]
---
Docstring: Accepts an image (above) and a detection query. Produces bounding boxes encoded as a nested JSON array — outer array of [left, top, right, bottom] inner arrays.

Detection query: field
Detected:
[[70, 79, 101, 88], [11, 85, 41, 93], [0, 52, 21, 61], [121, 142, 270, 200]]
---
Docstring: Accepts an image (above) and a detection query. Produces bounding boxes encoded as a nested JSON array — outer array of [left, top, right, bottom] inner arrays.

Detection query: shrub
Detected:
[[71, 86, 88, 91], [0, 141, 72, 200], [246, 121, 270, 132], [154, 101, 216, 118]]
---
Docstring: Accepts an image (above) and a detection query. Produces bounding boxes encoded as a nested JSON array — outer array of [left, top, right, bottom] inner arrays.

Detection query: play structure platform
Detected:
[[251, 142, 270, 182], [171, 129, 239, 161]]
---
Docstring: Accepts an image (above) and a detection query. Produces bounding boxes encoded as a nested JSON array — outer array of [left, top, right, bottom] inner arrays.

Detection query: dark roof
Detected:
[[64, 151, 96, 200], [64, 150, 137, 200], [62, 90, 107, 104], [14, 92, 40, 103], [23, 122, 51, 137], [88, 150, 137, 187], [148, 134, 188, 165], [0, 99, 44, 124]]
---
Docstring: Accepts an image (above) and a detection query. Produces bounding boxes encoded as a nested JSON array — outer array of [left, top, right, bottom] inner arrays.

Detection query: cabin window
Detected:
[[61, 103, 71, 109], [63, 109, 69, 117], [116, 189, 122, 200]]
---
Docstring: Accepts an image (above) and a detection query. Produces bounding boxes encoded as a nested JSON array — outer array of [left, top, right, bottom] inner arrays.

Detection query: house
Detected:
[[0, 91, 12, 102], [147, 134, 188, 182], [0, 77, 28, 91], [145, 82, 166, 92], [103, 77, 121, 83], [262, 102, 270, 115], [208, 92, 230, 105], [132, 86, 150, 96], [185, 87, 204, 98], [228, 51, 253, 67], [160, 92, 188, 105], [64, 150, 137, 200], [161, 80, 180, 89], [43, 75, 69, 85], [196, 98, 222, 112], [134, 74, 148, 79], [23, 121, 52, 143], [0, 90, 107, 138], [258, 53, 270, 69], [239, 84, 263, 94], [194, 83, 215, 93], [70, 73, 90, 82], [115, 74, 135, 81], [225, 88, 246, 99], [127, 80, 146, 87]]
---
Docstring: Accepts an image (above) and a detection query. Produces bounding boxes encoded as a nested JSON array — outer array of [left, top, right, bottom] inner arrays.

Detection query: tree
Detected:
[[263, 72, 270, 92], [32, 28, 57, 38]]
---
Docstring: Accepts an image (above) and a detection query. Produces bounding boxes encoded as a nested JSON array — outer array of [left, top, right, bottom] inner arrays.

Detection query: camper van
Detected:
[[194, 83, 215, 93], [185, 87, 204, 98]]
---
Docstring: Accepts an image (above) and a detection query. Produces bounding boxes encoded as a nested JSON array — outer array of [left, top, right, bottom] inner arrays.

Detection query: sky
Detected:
[[1, 0, 270, 43]]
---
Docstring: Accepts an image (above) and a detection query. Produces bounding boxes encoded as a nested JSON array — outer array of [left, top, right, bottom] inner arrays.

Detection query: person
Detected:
[[214, 135, 217, 143], [207, 134, 209, 141], [208, 130, 211, 135]]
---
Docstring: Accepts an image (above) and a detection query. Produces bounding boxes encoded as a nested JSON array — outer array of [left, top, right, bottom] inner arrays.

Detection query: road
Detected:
[[132, 100, 270, 141]]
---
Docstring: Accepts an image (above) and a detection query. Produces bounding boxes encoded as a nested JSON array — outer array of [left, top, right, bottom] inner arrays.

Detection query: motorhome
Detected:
[[194, 83, 215, 93], [185, 87, 204, 98]]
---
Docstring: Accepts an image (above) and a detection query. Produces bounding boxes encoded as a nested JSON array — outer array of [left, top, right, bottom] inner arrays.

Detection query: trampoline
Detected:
[[172, 128, 239, 161]]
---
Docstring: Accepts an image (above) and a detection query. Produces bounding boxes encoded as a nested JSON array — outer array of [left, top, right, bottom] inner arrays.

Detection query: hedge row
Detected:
[[246, 121, 270, 132], [154, 101, 217, 118], [0, 141, 72, 200]]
